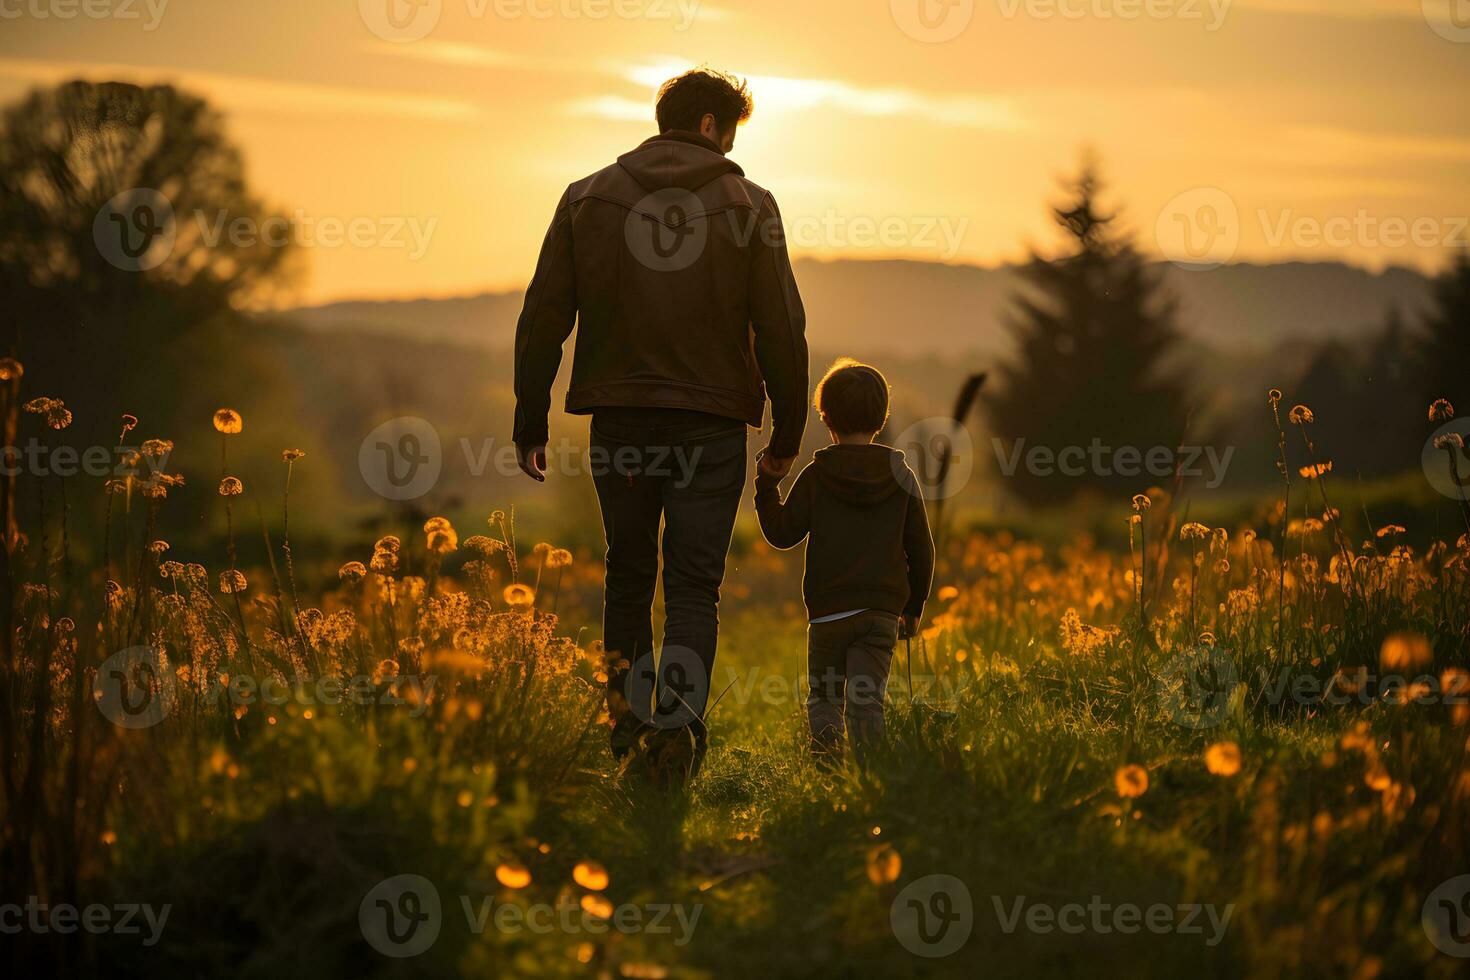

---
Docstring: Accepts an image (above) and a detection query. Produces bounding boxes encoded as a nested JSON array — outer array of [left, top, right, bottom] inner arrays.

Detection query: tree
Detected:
[[0, 80, 293, 441], [1418, 249, 1470, 412], [984, 162, 1190, 506]]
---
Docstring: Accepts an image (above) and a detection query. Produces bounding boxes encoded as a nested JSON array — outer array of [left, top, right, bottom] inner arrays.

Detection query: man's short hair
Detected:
[[655, 68, 753, 135], [815, 358, 891, 436]]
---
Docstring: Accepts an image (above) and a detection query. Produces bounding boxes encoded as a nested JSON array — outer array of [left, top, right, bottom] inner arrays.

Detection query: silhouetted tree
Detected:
[[984, 163, 1189, 506], [1418, 250, 1470, 412], [0, 80, 292, 441]]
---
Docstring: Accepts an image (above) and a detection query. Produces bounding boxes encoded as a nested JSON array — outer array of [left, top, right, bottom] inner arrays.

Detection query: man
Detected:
[[512, 68, 809, 773]]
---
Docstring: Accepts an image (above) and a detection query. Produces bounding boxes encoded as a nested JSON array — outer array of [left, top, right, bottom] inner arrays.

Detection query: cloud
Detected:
[[1230, 0, 1435, 20], [622, 60, 1026, 131], [0, 57, 486, 122]]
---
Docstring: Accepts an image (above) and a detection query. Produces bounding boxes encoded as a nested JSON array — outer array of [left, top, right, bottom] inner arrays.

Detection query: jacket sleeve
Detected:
[[902, 468, 935, 619], [748, 192, 809, 460], [754, 466, 812, 550], [513, 189, 578, 448]]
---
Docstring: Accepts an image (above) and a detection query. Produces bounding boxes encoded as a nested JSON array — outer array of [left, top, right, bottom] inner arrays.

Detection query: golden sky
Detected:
[[2, 0, 1468, 304]]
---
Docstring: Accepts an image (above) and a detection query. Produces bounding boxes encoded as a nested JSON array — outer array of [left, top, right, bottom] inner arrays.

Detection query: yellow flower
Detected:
[[219, 569, 248, 594], [1428, 399, 1455, 423], [1131, 494, 1152, 513], [141, 439, 174, 458], [1374, 525, 1406, 539], [213, 408, 243, 434], [503, 584, 535, 609], [338, 561, 366, 582], [937, 585, 960, 602], [0, 357, 23, 381], [1114, 764, 1148, 799], [218, 476, 244, 497], [1379, 633, 1431, 672], [546, 548, 573, 569], [865, 844, 902, 885], [1204, 742, 1241, 777], [579, 894, 614, 918], [495, 862, 532, 889], [282, 448, 306, 461], [1288, 404, 1314, 425], [1180, 522, 1210, 542], [573, 860, 609, 891]]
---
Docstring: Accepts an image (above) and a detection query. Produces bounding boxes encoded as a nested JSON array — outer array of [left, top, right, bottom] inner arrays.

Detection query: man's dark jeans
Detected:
[[590, 410, 746, 764]]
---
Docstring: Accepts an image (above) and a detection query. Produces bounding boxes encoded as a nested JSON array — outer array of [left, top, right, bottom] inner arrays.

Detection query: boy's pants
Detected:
[[806, 610, 900, 761]]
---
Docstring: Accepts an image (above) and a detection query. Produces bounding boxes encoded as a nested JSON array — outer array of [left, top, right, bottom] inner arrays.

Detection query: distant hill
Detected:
[[283, 258, 1435, 356]]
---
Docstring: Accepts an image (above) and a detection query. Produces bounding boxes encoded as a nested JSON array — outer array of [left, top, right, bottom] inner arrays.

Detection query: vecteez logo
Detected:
[[359, 416, 443, 500], [93, 188, 176, 272], [94, 646, 177, 729], [624, 189, 709, 272], [360, 874, 443, 958]]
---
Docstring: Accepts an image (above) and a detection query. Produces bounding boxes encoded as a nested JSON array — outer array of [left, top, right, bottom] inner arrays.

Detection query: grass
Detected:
[[2, 365, 1469, 979]]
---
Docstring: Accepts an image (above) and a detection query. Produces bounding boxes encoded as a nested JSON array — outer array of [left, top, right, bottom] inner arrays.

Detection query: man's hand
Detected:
[[516, 443, 547, 482], [758, 451, 796, 480], [899, 614, 919, 639]]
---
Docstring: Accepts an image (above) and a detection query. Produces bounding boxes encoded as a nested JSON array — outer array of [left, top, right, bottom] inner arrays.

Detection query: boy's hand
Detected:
[[899, 614, 919, 639], [516, 443, 547, 482]]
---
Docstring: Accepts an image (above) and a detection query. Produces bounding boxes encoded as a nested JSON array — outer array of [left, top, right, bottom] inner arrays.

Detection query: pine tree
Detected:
[[1418, 250, 1470, 412], [985, 163, 1190, 506]]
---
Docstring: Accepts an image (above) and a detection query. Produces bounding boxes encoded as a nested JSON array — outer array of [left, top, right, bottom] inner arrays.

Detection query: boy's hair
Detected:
[[655, 68, 753, 135], [815, 358, 890, 436]]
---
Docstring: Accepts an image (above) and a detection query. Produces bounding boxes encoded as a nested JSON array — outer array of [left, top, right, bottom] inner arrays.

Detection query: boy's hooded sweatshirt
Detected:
[[754, 443, 934, 620]]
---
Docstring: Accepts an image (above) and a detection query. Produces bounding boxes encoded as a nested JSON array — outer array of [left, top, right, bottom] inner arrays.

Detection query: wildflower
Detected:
[[1428, 399, 1455, 423], [218, 476, 244, 497], [489, 509, 506, 525], [1298, 462, 1332, 478], [1267, 388, 1282, 405], [503, 583, 535, 609], [370, 549, 397, 574], [1434, 433, 1464, 452], [281, 448, 306, 461], [1288, 404, 1314, 424], [338, 561, 367, 582], [463, 535, 502, 555], [213, 408, 243, 434], [495, 862, 532, 889], [1180, 522, 1210, 542], [580, 894, 613, 918], [573, 861, 609, 891], [1375, 525, 1406, 539], [865, 844, 902, 885], [1131, 494, 1151, 513], [147, 540, 170, 557], [425, 517, 458, 554], [45, 404, 72, 430], [219, 569, 248, 594], [937, 585, 960, 602], [1114, 764, 1149, 799], [1379, 633, 1431, 672], [142, 473, 184, 499], [1204, 742, 1242, 777], [140, 439, 174, 458], [23, 397, 57, 414], [545, 548, 573, 569], [0, 357, 22, 380]]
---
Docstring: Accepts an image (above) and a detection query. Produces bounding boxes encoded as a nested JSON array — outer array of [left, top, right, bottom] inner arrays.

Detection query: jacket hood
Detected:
[[810, 444, 909, 507], [617, 131, 744, 193]]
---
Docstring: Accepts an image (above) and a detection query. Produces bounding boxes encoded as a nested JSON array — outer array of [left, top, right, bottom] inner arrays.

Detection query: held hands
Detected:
[[757, 450, 795, 481], [516, 443, 547, 482], [899, 615, 919, 639]]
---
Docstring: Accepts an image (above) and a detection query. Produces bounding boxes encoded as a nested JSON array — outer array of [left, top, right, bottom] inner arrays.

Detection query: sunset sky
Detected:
[[2, 0, 1468, 304]]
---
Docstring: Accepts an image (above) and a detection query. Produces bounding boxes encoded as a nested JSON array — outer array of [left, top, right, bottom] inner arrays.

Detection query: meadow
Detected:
[[2, 362, 1469, 979]]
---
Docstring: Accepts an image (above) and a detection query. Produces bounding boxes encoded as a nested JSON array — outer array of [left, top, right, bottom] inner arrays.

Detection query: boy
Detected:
[[754, 358, 935, 761]]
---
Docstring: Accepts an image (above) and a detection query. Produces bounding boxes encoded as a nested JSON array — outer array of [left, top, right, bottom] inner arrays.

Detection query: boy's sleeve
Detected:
[[902, 468, 935, 620], [754, 465, 812, 550]]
